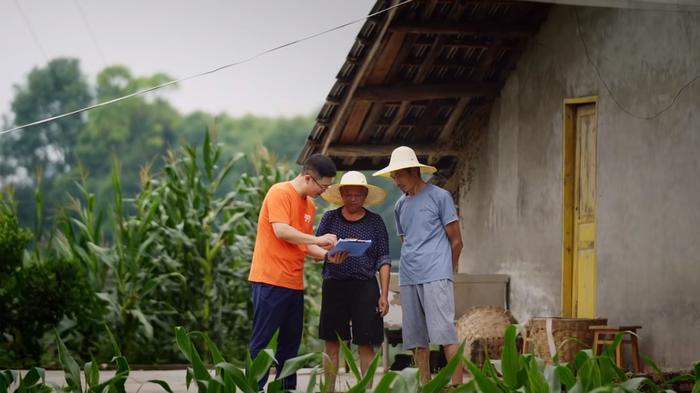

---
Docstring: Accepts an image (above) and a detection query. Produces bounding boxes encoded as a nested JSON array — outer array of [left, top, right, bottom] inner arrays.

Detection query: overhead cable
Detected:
[[0, 0, 413, 137]]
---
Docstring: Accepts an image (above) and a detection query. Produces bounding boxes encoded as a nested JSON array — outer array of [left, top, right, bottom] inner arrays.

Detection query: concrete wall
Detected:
[[458, 5, 700, 369]]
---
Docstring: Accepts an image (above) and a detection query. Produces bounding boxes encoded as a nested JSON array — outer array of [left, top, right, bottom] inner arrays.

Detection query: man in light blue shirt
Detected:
[[374, 146, 463, 385]]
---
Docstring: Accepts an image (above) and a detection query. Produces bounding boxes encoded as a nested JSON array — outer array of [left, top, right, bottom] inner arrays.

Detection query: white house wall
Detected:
[[458, 5, 700, 369]]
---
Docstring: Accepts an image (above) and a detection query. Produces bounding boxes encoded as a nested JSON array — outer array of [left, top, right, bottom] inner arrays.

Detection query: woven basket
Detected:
[[456, 306, 518, 364], [526, 317, 607, 363]]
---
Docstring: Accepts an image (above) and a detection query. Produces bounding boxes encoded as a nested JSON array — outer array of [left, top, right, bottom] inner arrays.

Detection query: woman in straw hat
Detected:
[[316, 171, 391, 391], [373, 146, 464, 385]]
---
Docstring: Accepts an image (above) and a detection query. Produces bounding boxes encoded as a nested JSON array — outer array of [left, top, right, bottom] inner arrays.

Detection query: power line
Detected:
[[14, 0, 49, 62], [73, 0, 107, 67], [574, 8, 700, 120], [0, 0, 413, 137]]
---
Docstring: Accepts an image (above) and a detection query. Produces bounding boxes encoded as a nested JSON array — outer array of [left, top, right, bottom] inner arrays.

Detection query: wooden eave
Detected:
[[298, 0, 550, 191]]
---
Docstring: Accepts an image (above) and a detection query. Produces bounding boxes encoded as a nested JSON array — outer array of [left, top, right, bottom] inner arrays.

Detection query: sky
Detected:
[[0, 0, 375, 121]]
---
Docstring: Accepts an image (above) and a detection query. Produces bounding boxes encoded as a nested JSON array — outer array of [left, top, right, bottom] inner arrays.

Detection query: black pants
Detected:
[[319, 278, 384, 345], [249, 282, 303, 390]]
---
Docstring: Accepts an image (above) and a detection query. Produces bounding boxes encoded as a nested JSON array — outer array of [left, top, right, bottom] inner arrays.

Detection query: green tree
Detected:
[[75, 65, 181, 200], [0, 58, 93, 228], [261, 115, 314, 161], [1, 58, 92, 180], [177, 112, 314, 188]]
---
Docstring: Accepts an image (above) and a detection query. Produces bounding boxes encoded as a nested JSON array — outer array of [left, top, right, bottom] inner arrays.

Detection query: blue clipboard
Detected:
[[328, 239, 372, 257]]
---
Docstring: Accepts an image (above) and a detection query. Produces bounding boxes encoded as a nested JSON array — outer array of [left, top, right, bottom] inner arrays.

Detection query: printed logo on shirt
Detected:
[[304, 213, 312, 223]]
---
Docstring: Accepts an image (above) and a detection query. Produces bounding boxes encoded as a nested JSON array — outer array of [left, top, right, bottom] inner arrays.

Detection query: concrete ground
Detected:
[[19, 368, 391, 393]]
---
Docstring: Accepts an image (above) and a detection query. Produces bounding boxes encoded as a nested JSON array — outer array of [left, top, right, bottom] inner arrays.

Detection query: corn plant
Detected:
[[315, 338, 465, 393], [4, 324, 698, 393], [0, 330, 129, 393], [53, 161, 186, 360], [55, 330, 130, 393], [50, 132, 293, 362], [141, 136, 294, 360], [54, 166, 108, 289], [642, 353, 700, 393], [0, 368, 52, 393], [461, 324, 699, 393], [3, 131, 327, 365], [172, 326, 315, 393], [147, 132, 250, 351]]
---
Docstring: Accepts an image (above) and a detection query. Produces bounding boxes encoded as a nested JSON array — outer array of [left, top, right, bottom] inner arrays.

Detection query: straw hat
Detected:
[[322, 171, 387, 206], [372, 146, 437, 177]]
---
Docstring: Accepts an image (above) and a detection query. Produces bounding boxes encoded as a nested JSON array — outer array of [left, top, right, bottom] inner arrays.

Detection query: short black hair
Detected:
[[303, 154, 337, 178]]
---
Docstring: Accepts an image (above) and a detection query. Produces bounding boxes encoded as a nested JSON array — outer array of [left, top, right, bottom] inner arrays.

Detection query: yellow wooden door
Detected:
[[572, 104, 597, 317]]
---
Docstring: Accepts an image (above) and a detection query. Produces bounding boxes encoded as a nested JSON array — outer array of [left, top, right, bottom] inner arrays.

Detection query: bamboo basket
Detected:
[[456, 306, 518, 364], [525, 317, 607, 363]]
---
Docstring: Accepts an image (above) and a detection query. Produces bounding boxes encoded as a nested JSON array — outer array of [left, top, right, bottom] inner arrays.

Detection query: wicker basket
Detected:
[[456, 306, 518, 364], [525, 317, 607, 363]]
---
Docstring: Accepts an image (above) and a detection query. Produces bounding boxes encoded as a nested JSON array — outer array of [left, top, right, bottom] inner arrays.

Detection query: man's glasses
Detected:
[[309, 175, 332, 191]]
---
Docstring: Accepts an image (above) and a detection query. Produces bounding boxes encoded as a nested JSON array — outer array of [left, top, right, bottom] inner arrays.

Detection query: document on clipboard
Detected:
[[328, 239, 372, 257]]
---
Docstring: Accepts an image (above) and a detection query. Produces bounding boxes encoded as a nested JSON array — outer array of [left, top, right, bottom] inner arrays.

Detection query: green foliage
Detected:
[[47, 132, 301, 363], [114, 132, 255, 360], [0, 256, 100, 367], [1, 329, 130, 393], [55, 329, 130, 393], [466, 325, 699, 393], [180, 112, 313, 165], [0, 56, 426, 367], [422, 342, 465, 393], [2, 326, 699, 393], [0, 368, 51, 393], [0, 196, 33, 273], [75, 65, 179, 202], [0, 195, 100, 367], [2, 58, 323, 261], [1, 58, 92, 179], [1, 125, 317, 366], [172, 326, 312, 393]]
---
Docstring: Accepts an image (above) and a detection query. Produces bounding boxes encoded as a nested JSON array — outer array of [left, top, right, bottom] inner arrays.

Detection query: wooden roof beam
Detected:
[[389, 21, 533, 37], [327, 143, 459, 158], [317, 3, 400, 155], [381, 101, 410, 143], [459, 0, 522, 3], [354, 82, 500, 102], [332, 30, 405, 151], [437, 99, 468, 142]]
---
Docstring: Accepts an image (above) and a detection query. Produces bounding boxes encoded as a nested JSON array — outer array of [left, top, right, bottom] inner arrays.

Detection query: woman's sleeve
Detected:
[[375, 216, 392, 271]]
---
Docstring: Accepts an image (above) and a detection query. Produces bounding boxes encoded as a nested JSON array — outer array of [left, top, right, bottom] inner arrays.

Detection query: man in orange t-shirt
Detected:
[[248, 153, 347, 390]]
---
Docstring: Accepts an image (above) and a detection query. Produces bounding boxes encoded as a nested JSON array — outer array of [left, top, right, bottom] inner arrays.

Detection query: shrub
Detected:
[[0, 197, 33, 274], [0, 257, 100, 367]]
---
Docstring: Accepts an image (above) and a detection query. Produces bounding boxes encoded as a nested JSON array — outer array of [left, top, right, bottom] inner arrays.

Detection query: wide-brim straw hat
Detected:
[[372, 146, 437, 178], [322, 171, 387, 206]]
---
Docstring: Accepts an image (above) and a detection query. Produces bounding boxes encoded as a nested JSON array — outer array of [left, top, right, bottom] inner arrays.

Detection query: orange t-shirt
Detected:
[[248, 181, 315, 290]]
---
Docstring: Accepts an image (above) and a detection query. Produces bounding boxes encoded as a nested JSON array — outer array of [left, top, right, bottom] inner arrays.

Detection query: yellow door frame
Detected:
[[561, 96, 598, 317]]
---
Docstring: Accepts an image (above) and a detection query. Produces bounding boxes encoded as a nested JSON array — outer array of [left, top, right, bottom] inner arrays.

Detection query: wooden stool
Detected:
[[589, 325, 642, 373], [522, 328, 532, 354]]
